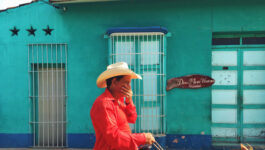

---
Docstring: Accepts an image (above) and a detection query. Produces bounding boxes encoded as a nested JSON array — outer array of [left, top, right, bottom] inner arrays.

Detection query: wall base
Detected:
[[0, 133, 212, 149]]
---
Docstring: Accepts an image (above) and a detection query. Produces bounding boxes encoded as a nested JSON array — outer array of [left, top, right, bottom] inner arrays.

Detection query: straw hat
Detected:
[[96, 62, 142, 88]]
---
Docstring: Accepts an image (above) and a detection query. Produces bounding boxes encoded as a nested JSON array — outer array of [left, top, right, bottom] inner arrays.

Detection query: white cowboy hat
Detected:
[[96, 62, 142, 88]]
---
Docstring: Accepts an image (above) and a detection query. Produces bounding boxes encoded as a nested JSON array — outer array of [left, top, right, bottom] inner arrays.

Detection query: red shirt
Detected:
[[90, 89, 146, 150]]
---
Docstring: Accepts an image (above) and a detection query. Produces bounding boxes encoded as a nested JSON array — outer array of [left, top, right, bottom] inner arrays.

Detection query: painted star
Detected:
[[43, 25, 54, 36], [10, 26, 20, 36], [27, 26, 37, 36]]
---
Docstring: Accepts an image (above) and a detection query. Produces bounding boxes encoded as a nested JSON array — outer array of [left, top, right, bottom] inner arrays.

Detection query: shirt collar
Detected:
[[103, 88, 123, 102], [103, 88, 115, 101]]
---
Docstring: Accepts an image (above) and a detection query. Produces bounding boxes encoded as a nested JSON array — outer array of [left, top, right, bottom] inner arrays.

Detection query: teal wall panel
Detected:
[[212, 0, 265, 32], [0, 43, 29, 133], [1, 0, 265, 138]]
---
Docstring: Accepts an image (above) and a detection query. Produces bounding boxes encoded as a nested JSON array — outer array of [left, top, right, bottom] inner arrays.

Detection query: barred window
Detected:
[[28, 43, 67, 148], [107, 27, 167, 135]]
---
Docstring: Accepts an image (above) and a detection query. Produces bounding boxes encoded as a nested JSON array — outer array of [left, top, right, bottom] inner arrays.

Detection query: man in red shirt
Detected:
[[90, 62, 155, 150]]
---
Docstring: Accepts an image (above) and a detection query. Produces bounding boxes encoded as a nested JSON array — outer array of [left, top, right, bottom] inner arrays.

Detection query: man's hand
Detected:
[[144, 133, 155, 145], [121, 85, 133, 104]]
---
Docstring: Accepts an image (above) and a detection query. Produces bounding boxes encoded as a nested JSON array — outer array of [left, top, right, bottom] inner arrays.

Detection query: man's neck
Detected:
[[108, 88, 119, 100]]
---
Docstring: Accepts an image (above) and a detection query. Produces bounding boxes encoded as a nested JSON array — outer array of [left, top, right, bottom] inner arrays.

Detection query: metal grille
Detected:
[[109, 32, 166, 135], [28, 43, 68, 148]]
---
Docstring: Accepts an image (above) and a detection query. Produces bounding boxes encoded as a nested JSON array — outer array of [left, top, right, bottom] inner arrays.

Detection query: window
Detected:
[[212, 35, 265, 45], [107, 27, 167, 135], [211, 34, 265, 144], [212, 38, 240, 45], [28, 43, 67, 148]]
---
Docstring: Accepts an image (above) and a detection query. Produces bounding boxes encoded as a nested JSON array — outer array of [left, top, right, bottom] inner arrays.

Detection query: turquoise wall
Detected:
[[1, 0, 265, 141]]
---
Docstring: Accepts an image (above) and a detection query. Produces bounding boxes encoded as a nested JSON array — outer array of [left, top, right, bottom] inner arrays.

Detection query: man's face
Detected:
[[112, 75, 131, 98]]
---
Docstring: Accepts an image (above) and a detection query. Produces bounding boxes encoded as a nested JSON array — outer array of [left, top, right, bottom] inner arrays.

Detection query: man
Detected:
[[90, 62, 155, 150]]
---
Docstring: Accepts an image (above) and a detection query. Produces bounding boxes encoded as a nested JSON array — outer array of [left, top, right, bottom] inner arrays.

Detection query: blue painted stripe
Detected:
[[68, 134, 167, 149], [68, 133, 95, 148], [106, 26, 168, 35], [166, 134, 212, 150], [0, 133, 212, 149], [67, 134, 212, 149], [0, 133, 32, 148]]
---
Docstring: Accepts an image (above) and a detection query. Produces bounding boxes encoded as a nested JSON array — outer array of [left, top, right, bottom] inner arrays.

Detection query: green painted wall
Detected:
[[1, 0, 265, 136]]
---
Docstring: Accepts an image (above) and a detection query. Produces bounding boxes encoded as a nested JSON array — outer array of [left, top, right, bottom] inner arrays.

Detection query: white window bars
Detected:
[[28, 43, 68, 148], [109, 32, 166, 135]]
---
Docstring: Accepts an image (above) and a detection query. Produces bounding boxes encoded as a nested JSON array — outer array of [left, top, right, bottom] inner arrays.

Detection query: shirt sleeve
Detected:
[[94, 100, 146, 149], [124, 102, 138, 123]]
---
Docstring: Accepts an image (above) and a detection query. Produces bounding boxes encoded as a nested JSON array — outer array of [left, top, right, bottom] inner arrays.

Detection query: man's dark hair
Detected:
[[106, 75, 124, 88]]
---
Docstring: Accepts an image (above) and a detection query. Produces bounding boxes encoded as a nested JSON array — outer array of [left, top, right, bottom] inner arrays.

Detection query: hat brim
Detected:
[[96, 68, 142, 88]]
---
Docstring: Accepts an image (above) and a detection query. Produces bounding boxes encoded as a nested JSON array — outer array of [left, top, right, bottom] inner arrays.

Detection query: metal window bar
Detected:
[[109, 32, 166, 135], [28, 43, 67, 148]]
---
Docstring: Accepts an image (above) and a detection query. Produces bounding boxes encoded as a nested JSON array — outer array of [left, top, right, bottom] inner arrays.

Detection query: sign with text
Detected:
[[166, 74, 215, 91]]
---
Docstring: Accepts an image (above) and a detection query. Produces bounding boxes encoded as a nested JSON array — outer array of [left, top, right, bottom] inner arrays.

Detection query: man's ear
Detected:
[[111, 78, 117, 87]]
